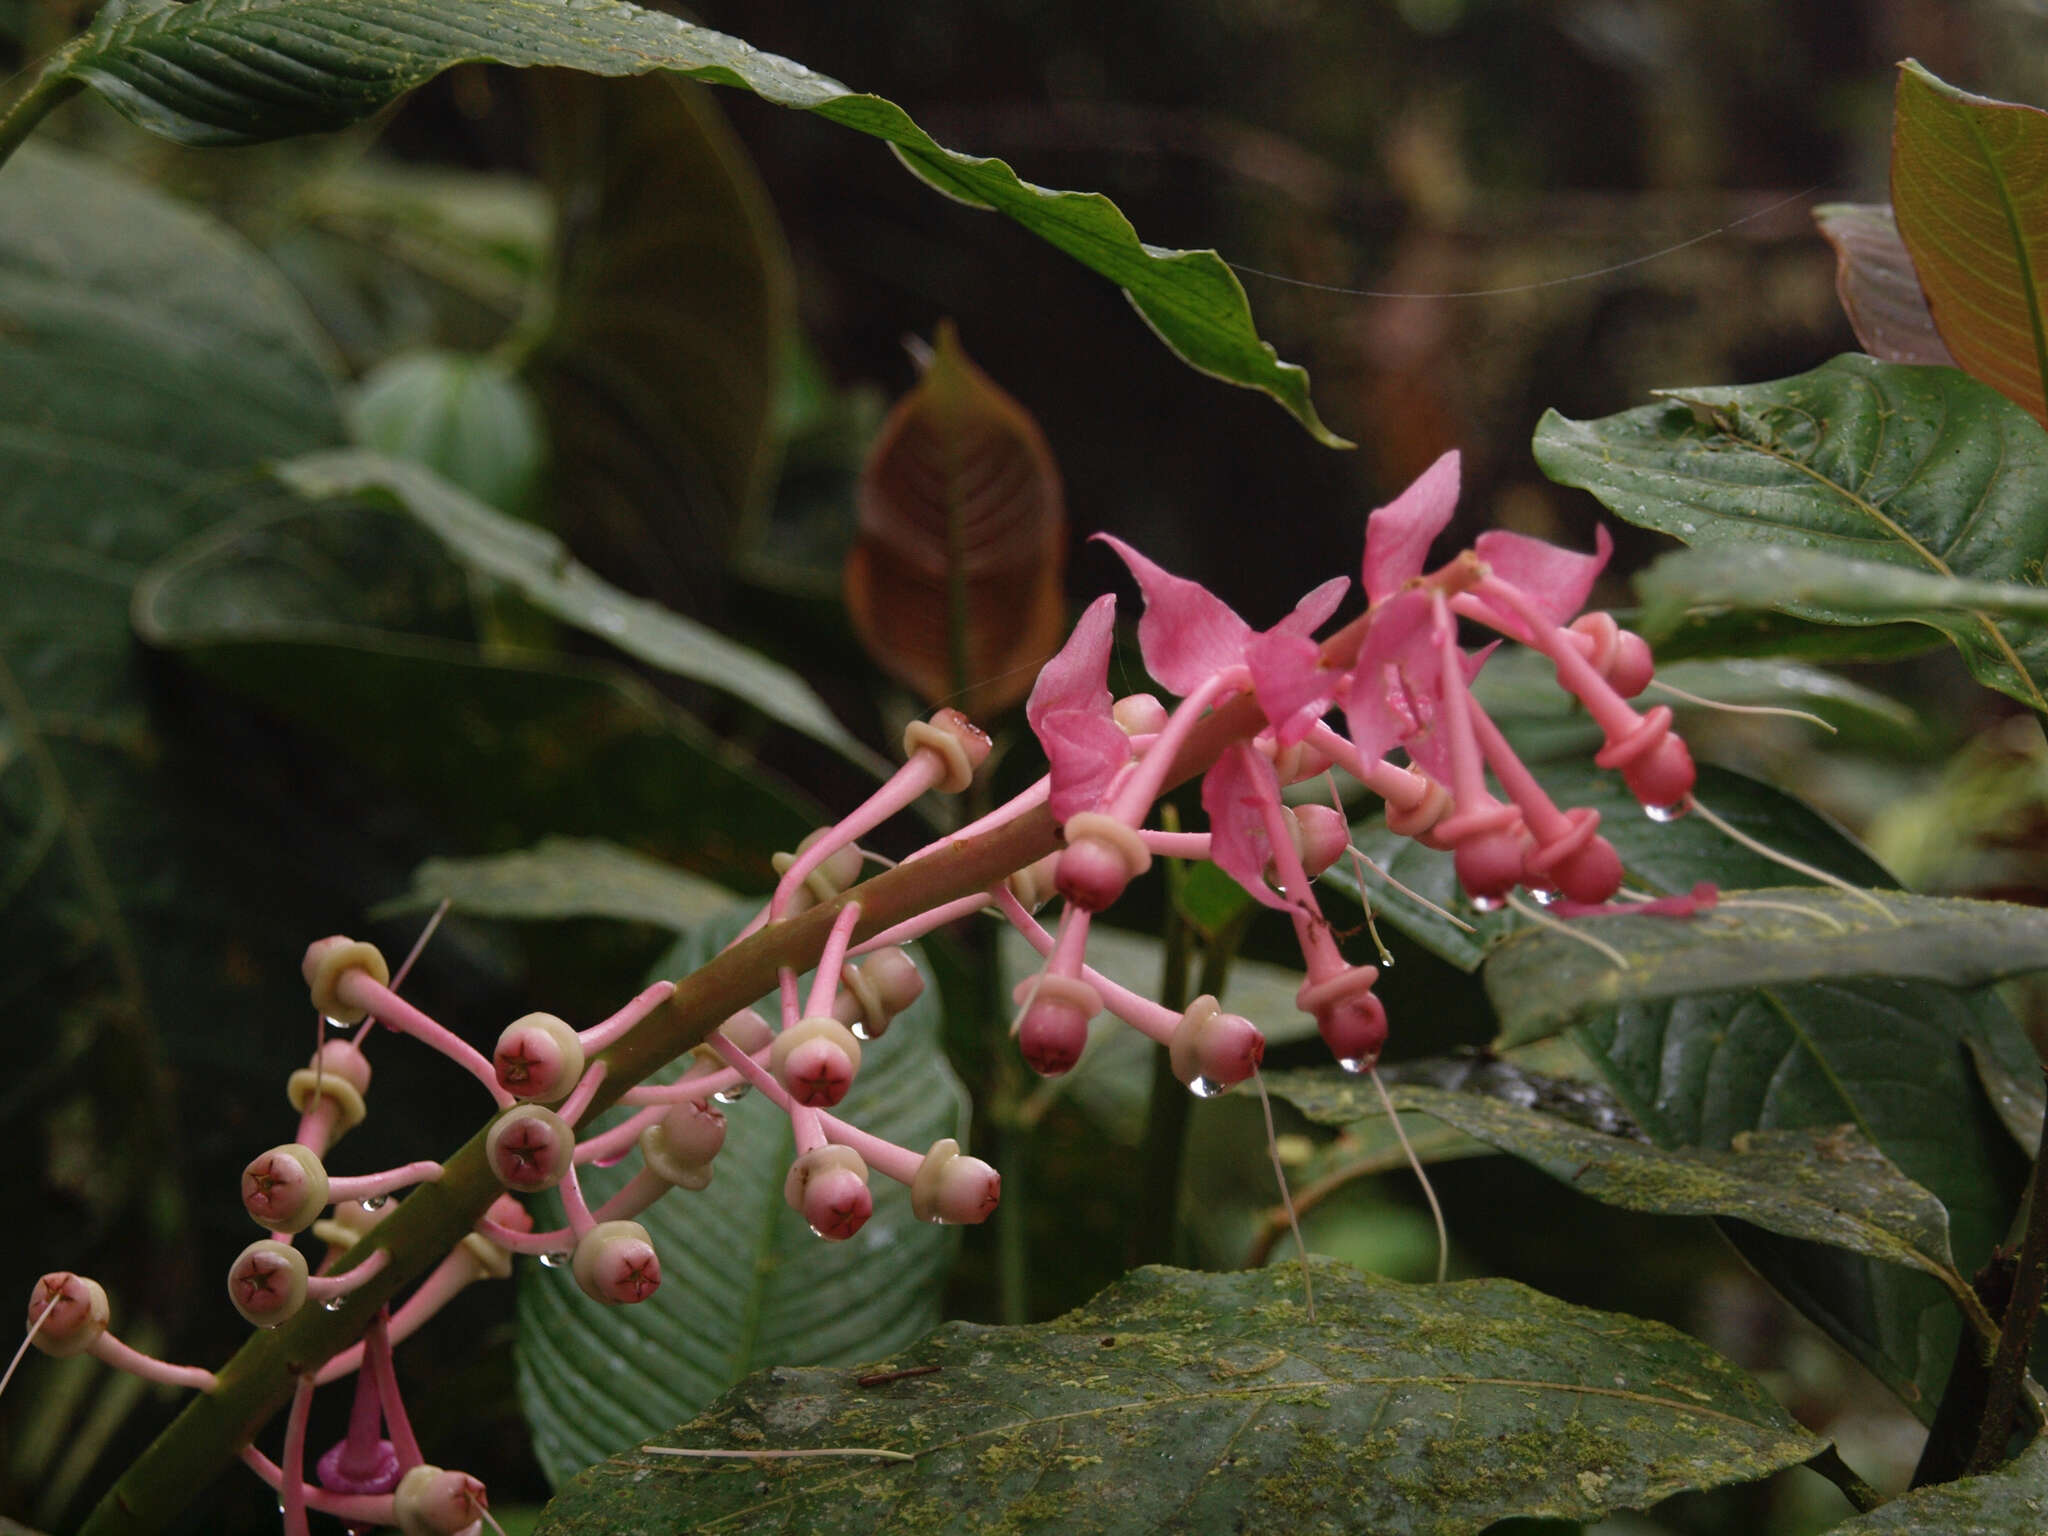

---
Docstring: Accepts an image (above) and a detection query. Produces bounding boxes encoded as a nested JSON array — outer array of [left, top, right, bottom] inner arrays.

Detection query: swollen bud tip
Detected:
[[571, 1220, 662, 1305], [485, 1104, 574, 1193], [27, 1273, 109, 1358], [394, 1465, 489, 1536], [228, 1240, 309, 1328], [493, 1012, 585, 1104]]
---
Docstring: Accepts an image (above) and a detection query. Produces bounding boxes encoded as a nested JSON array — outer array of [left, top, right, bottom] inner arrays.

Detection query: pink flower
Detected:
[[1025, 593, 1131, 822]]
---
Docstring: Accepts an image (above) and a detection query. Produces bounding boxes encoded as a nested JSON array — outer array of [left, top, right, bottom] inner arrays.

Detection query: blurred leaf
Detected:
[[1535, 354, 2048, 710], [1173, 858, 1257, 935], [132, 500, 814, 880], [1635, 603, 1946, 667], [1640, 543, 2048, 633], [1967, 1035, 2046, 1153], [847, 322, 1067, 716], [537, 1263, 1819, 1535], [273, 450, 886, 774], [1893, 62, 2048, 426], [35, 0, 1345, 444], [525, 71, 792, 603], [1486, 888, 2048, 1046], [377, 836, 732, 930], [1265, 1038, 1633, 1136], [1812, 202, 1955, 366], [349, 350, 547, 520], [518, 910, 966, 1484], [1829, 1431, 2047, 1531]]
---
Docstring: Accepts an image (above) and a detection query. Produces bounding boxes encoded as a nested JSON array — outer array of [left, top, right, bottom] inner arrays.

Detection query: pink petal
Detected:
[[1200, 744, 1293, 911], [1026, 593, 1117, 738], [1343, 592, 1437, 763], [1362, 450, 1461, 604], [1470, 524, 1612, 640], [1274, 575, 1350, 638], [1095, 534, 1253, 696], [1246, 629, 1337, 746], [1040, 709, 1132, 822]]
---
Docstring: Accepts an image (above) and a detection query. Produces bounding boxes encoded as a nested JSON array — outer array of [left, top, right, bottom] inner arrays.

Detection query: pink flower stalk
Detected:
[[576, 980, 678, 1054], [333, 969, 512, 1109], [318, 1200, 528, 1383], [22, 1273, 217, 1391], [1012, 906, 1102, 1075]]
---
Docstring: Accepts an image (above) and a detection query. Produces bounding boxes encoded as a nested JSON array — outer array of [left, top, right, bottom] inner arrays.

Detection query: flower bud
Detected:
[[769, 1016, 863, 1108], [571, 1220, 661, 1305], [1297, 965, 1387, 1074], [1292, 804, 1351, 879], [393, 1464, 489, 1536], [784, 1146, 872, 1241], [640, 1100, 726, 1191], [902, 707, 992, 793], [485, 1104, 574, 1193], [1005, 852, 1064, 913], [286, 1040, 373, 1140], [229, 1240, 309, 1328], [1568, 612, 1655, 697], [26, 1273, 109, 1358], [241, 1143, 330, 1234], [1168, 996, 1265, 1096], [493, 1012, 584, 1104], [1112, 693, 1168, 735], [1014, 973, 1099, 1077], [771, 830, 866, 915], [910, 1139, 1002, 1225], [833, 945, 924, 1042], [301, 936, 390, 1024]]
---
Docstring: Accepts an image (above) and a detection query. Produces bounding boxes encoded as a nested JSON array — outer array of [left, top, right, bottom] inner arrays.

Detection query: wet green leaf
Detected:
[[274, 449, 886, 773], [377, 837, 732, 930], [1829, 1432, 2047, 1532], [518, 911, 966, 1484], [536, 1263, 1819, 1535], [36, 0, 1343, 443], [1534, 354, 2048, 710], [1486, 888, 2048, 1047]]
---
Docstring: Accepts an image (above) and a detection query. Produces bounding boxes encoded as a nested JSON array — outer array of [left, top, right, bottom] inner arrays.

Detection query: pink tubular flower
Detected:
[[1026, 593, 1130, 824]]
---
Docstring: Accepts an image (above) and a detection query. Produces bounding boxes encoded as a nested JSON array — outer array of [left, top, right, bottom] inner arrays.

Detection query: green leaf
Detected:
[[1892, 61, 2048, 426], [1812, 202, 1955, 367], [36, 0, 1344, 445], [274, 449, 887, 774], [375, 837, 733, 930], [517, 911, 967, 1484], [349, 350, 548, 520], [1265, 1038, 1637, 1138], [1635, 602, 1946, 668], [132, 500, 814, 881], [1533, 354, 2048, 711], [536, 1263, 1819, 1535], [1485, 888, 2048, 1047], [1641, 543, 2048, 633], [1830, 1432, 2048, 1532], [525, 70, 793, 586]]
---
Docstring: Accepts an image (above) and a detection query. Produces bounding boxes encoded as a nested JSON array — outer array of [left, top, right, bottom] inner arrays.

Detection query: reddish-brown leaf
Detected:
[[846, 322, 1067, 719], [1813, 202, 1956, 367]]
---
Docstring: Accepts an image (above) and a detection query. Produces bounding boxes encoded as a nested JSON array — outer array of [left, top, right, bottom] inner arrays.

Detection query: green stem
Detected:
[[0, 60, 82, 171], [1807, 1445, 1885, 1514], [84, 692, 1276, 1534], [1967, 1067, 2048, 1474]]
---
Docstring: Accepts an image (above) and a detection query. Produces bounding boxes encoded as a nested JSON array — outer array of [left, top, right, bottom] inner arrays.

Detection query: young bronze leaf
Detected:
[[1812, 202, 1955, 366], [846, 322, 1066, 717], [1892, 61, 2048, 426]]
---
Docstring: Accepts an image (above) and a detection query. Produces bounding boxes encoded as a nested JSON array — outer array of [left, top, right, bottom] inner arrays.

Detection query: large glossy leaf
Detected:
[[1892, 61, 2048, 426], [1812, 202, 1955, 366], [1486, 888, 2048, 1046], [1832, 1432, 2048, 1532], [275, 449, 885, 773], [27, 0, 1344, 445], [846, 323, 1067, 717], [377, 837, 732, 930], [132, 499, 813, 880], [525, 70, 792, 599], [517, 911, 967, 1484], [1533, 354, 2048, 711], [536, 1263, 1819, 1535]]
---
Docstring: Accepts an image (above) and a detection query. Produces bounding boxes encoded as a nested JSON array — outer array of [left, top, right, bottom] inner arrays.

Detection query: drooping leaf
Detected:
[[132, 499, 814, 881], [517, 911, 967, 1484], [1892, 61, 2048, 426], [1534, 354, 2048, 710], [536, 1263, 1820, 1536], [376, 837, 733, 931], [1639, 543, 2048, 634], [846, 322, 1068, 716], [26, 0, 1345, 444], [1830, 1431, 2048, 1532], [1635, 602, 1945, 668], [1485, 887, 2048, 1046], [274, 449, 886, 774], [1812, 202, 1955, 366], [525, 70, 793, 600]]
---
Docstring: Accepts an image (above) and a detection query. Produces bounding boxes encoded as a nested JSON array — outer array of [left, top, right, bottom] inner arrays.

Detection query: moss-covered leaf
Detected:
[[1485, 887, 2048, 1046], [1533, 354, 2048, 710], [376, 837, 732, 930], [28, 0, 1343, 443], [536, 1263, 1819, 1535], [1830, 1432, 2047, 1533]]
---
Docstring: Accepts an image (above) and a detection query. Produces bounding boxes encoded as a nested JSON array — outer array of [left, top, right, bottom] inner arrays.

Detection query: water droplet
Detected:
[[538, 1250, 572, 1269], [848, 1021, 872, 1042], [1469, 893, 1504, 913], [923, 1213, 950, 1225], [807, 1224, 828, 1240], [1336, 1055, 1368, 1075], [323, 1297, 345, 1312], [1529, 887, 1560, 907], [360, 1195, 387, 1211], [712, 1086, 749, 1105], [1644, 802, 1685, 823], [324, 1015, 351, 1032], [1187, 1076, 1224, 1099]]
